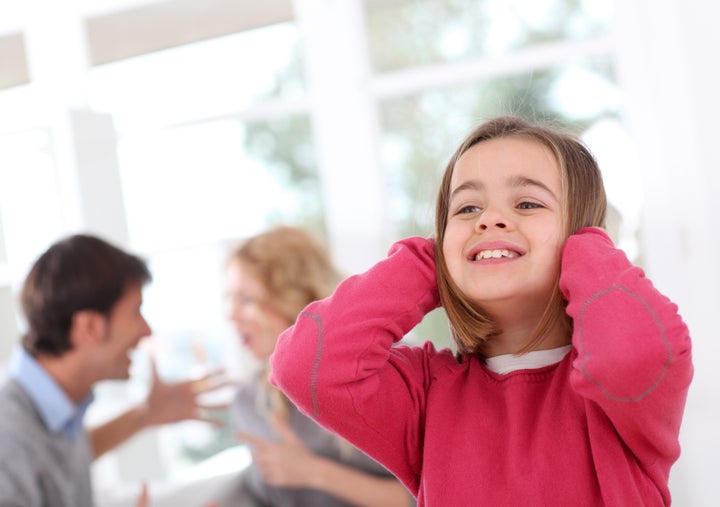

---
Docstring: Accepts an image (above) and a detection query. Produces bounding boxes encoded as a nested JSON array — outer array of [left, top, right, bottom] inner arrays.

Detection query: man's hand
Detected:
[[142, 358, 230, 427]]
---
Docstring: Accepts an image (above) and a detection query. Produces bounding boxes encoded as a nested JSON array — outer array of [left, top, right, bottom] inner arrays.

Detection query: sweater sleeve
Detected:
[[269, 236, 440, 494], [560, 227, 693, 471]]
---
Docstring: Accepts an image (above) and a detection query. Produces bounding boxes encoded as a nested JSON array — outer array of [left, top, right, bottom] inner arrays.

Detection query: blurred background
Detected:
[[0, 0, 717, 505]]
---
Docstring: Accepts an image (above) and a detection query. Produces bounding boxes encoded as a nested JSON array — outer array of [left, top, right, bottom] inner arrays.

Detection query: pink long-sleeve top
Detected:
[[270, 228, 693, 506]]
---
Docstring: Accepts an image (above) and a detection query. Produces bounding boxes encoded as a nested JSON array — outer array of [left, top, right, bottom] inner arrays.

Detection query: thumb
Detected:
[[269, 412, 301, 445], [148, 354, 160, 383], [135, 482, 149, 507]]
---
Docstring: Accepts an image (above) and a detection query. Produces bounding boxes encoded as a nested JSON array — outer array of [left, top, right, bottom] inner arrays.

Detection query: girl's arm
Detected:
[[269, 236, 440, 493], [560, 227, 693, 469]]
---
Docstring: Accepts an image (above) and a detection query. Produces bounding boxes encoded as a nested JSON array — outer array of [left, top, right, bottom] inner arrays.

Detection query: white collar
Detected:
[[485, 345, 572, 375]]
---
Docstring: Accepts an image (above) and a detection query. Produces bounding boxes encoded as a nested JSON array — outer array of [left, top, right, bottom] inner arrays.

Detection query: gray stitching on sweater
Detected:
[[576, 285, 672, 402], [300, 311, 324, 419]]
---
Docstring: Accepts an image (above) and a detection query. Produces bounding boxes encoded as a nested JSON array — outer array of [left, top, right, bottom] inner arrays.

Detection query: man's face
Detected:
[[95, 283, 152, 380]]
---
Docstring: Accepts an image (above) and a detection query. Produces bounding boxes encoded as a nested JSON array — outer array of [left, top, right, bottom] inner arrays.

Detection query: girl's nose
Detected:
[[477, 221, 506, 230], [475, 207, 508, 231]]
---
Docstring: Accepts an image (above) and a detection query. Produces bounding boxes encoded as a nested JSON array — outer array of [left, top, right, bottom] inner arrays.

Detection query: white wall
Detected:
[[613, 0, 720, 504]]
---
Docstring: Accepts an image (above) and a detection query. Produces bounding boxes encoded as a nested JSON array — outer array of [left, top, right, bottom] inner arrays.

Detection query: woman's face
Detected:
[[225, 260, 291, 361], [441, 136, 564, 318]]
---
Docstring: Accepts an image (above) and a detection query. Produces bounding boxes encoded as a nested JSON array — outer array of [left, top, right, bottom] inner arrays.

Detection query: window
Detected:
[[85, 20, 325, 476], [361, 0, 628, 346]]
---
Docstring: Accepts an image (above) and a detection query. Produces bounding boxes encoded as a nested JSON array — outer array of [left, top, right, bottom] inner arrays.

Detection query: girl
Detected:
[[270, 117, 693, 506], [226, 225, 412, 507]]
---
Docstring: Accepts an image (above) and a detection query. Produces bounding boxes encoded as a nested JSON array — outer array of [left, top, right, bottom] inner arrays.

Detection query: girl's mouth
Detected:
[[474, 249, 520, 260]]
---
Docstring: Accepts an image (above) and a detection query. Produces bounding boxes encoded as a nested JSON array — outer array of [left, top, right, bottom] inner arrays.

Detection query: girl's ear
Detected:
[[69, 310, 107, 349]]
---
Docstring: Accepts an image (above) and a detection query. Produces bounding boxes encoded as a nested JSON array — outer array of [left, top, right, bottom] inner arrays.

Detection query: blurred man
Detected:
[[0, 234, 223, 507]]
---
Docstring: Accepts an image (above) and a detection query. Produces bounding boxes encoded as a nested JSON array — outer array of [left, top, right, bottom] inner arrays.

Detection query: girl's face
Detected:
[[442, 136, 564, 317], [226, 260, 291, 361]]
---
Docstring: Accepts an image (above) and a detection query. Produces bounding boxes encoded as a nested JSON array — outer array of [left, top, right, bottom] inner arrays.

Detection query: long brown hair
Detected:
[[434, 116, 607, 358]]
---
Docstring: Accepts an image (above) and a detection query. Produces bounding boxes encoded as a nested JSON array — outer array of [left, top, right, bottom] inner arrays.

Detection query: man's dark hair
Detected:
[[20, 234, 152, 357]]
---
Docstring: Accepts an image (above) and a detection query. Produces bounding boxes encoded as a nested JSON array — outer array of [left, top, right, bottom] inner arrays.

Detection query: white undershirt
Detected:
[[485, 345, 573, 375]]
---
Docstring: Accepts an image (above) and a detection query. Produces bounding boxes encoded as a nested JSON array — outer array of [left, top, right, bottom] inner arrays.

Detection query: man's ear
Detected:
[[69, 310, 107, 349]]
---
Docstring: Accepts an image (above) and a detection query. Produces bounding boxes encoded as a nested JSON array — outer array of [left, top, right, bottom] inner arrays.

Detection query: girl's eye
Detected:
[[456, 205, 481, 215], [517, 201, 542, 210]]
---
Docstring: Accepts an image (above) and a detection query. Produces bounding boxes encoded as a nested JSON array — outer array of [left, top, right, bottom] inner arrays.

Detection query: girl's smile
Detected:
[[466, 240, 525, 263]]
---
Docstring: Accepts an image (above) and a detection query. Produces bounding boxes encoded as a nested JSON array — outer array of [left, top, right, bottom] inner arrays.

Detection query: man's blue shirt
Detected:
[[9, 347, 93, 439]]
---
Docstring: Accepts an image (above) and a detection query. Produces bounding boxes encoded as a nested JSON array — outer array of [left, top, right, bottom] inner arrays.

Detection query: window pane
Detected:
[[87, 22, 304, 133], [0, 129, 62, 275], [117, 115, 321, 252], [365, 0, 614, 73], [379, 57, 621, 238]]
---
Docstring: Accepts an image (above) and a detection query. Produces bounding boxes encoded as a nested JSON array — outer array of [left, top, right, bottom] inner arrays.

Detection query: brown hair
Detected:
[[21, 234, 151, 357], [434, 116, 607, 358]]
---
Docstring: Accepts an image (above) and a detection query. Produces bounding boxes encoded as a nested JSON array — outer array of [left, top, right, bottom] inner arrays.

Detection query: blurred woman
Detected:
[[226, 225, 412, 507]]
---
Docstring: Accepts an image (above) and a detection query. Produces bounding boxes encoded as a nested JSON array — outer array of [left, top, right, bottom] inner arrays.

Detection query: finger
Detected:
[[193, 367, 228, 384], [135, 482, 148, 507], [190, 374, 233, 394], [195, 401, 232, 411], [269, 412, 301, 445], [191, 414, 226, 428], [235, 431, 270, 449], [148, 355, 160, 383]]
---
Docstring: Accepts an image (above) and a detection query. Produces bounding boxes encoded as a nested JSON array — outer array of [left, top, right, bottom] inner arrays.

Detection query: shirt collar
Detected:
[[9, 347, 93, 439], [485, 345, 573, 375]]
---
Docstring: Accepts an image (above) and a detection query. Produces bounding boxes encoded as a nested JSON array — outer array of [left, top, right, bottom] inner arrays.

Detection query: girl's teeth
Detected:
[[475, 249, 516, 260]]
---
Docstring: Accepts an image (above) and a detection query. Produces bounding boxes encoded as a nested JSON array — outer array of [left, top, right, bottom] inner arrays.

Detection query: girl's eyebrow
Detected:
[[449, 180, 483, 200], [508, 175, 558, 200]]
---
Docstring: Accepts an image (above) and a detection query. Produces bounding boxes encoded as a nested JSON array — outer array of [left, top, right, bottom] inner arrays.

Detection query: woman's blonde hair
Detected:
[[228, 225, 342, 325], [434, 116, 607, 358], [228, 225, 343, 419]]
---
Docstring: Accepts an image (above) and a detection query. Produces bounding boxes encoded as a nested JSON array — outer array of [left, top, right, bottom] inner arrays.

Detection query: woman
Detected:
[[226, 225, 412, 507]]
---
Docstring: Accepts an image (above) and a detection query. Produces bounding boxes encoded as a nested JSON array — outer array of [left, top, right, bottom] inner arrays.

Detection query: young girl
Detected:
[[270, 117, 693, 506], [226, 225, 412, 507]]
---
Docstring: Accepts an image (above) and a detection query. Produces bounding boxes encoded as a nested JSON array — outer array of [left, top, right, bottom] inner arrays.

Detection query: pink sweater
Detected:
[[270, 228, 693, 506]]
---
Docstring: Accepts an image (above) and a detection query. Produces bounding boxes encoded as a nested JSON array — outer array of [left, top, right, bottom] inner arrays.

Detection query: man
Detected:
[[0, 234, 223, 507]]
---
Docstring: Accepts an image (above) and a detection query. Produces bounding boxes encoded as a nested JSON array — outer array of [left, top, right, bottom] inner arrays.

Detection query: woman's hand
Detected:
[[134, 482, 218, 507], [237, 413, 320, 488], [135, 483, 148, 507]]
